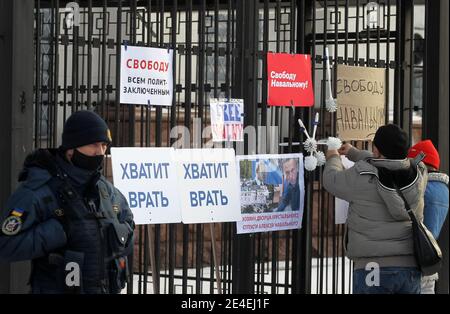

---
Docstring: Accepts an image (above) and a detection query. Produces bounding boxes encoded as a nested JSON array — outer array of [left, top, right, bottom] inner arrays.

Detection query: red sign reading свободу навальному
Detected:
[[267, 53, 314, 107]]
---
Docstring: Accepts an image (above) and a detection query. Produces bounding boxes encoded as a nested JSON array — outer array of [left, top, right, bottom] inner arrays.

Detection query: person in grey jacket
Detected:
[[323, 124, 427, 294]]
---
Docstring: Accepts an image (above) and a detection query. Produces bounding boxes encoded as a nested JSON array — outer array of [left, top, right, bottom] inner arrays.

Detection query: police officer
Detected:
[[0, 110, 135, 294]]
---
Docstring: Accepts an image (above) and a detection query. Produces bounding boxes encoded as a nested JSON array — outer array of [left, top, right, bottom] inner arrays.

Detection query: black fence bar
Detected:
[[168, 0, 178, 294], [332, 0, 338, 295], [385, 0, 391, 124], [398, 0, 412, 136], [355, 0, 360, 60], [35, 0, 41, 148], [52, 0, 60, 147], [299, 0, 314, 295], [291, 0, 305, 294], [86, 0, 93, 109], [182, 0, 193, 295], [393, 0, 401, 125]]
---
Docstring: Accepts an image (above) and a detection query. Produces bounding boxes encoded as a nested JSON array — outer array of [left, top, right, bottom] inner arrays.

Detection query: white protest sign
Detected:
[[120, 45, 173, 105], [176, 148, 242, 224], [335, 155, 354, 224], [111, 147, 181, 225], [236, 154, 305, 234], [210, 98, 244, 142]]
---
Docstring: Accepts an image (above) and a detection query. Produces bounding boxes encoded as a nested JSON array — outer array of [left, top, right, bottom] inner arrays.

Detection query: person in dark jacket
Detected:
[[0, 110, 135, 294], [407, 139, 449, 294]]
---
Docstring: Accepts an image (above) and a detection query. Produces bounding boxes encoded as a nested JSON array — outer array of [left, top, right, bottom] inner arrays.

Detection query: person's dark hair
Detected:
[[281, 158, 298, 168], [372, 124, 409, 159]]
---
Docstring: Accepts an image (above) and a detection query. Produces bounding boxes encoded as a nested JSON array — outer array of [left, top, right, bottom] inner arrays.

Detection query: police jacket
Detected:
[[0, 149, 135, 294]]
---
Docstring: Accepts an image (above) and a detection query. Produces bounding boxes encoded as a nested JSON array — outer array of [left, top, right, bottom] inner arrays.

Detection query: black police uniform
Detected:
[[0, 111, 135, 293]]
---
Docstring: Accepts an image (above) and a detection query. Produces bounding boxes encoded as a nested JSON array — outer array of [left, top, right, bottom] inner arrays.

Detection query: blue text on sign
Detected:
[[190, 190, 228, 207], [183, 162, 229, 179], [222, 103, 242, 122], [128, 191, 169, 208], [121, 162, 170, 180]]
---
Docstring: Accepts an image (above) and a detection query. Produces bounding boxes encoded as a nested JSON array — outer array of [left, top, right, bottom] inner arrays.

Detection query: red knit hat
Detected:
[[407, 139, 440, 169]]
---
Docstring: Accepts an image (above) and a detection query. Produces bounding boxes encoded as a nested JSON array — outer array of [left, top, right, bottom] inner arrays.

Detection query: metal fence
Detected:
[[33, 0, 422, 294]]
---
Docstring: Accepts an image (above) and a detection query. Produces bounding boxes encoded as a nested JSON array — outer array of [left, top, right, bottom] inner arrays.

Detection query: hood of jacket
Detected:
[[428, 171, 449, 185], [353, 155, 428, 221], [18, 149, 100, 193]]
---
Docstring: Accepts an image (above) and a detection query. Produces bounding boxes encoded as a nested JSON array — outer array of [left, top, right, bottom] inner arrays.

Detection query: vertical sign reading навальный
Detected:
[[267, 53, 314, 107], [120, 45, 173, 106], [336, 65, 386, 141], [111, 147, 181, 225]]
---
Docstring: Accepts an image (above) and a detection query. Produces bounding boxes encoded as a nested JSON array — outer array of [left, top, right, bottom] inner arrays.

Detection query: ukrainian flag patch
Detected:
[[10, 208, 24, 217]]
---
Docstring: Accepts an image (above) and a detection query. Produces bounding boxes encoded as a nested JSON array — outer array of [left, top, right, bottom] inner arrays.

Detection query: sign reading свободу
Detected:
[[267, 53, 314, 107], [336, 64, 386, 141], [120, 45, 173, 105]]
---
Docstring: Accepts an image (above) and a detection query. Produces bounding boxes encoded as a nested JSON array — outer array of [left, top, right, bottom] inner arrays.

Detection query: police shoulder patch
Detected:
[[1, 215, 23, 236]]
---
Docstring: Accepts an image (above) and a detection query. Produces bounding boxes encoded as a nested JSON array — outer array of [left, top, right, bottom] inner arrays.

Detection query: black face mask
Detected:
[[72, 149, 104, 171]]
